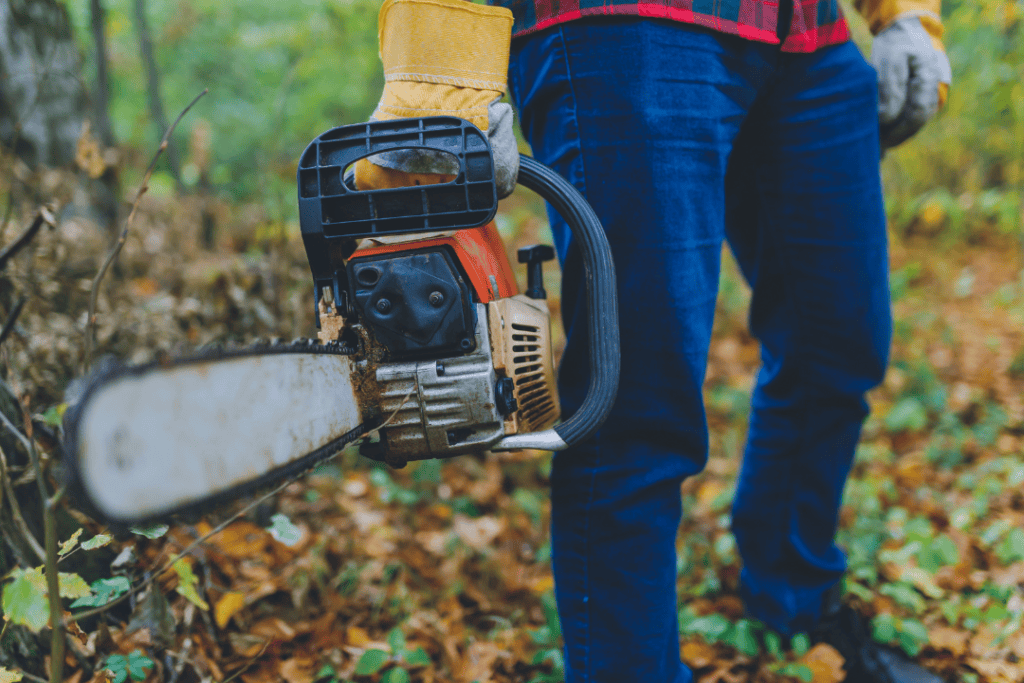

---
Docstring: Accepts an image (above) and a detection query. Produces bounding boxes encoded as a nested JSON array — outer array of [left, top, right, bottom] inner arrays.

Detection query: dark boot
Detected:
[[812, 588, 944, 683]]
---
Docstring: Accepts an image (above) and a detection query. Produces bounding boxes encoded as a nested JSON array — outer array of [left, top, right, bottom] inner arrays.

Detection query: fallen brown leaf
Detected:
[[800, 643, 845, 683], [681, 639, 717, 669]]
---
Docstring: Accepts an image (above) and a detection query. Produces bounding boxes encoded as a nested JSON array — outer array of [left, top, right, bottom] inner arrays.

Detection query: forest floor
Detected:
[[1, 153, 1023, 683]]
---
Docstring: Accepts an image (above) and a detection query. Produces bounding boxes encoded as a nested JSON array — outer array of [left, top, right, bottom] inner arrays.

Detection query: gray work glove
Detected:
[[872, 15, 952, 149]]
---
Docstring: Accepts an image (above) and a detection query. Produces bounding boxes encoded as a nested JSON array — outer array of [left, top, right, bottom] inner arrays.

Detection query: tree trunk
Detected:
[[133, 0, 181, 185], [0, 0, 86, 167], [89, 0, 115, 147]]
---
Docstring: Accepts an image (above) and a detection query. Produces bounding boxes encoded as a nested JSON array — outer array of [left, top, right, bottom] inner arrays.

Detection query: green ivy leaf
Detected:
[[127, 650, 154, 681], [267, 513, 303, 547], [313, 664, 336, 682], [382, 668, 410, 683], [354, 649, 389, 675], [871, 613, 898, 644], [130, 522, 169, 539], [929, 534, 960, 567], [40, 403, 66, 427], [879, 582, 926, 613], [730, 619, 760, 657], [793, 664, 814, 683], [404, 647, 431, 666], [82, 533, 114, 551], [885, 397, 928, 432], [682, 614, 730, 642], [71, 576, 131, 609], [763, 631, 783, 660], [790, 633, 810, 657], [387, 626, 406, 654], [996, 528, 1024, 564], [105, 654, 129, 683]]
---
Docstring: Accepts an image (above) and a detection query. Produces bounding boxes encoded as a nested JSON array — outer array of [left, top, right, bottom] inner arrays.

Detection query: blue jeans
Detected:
[[508, 18, 891, 683]]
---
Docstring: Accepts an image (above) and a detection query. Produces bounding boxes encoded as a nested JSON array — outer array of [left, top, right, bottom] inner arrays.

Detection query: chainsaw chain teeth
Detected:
[[62, 337, 370, 528]]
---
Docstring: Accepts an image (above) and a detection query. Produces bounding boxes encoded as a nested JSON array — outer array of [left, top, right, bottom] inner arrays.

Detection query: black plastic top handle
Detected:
[[297, 117, 499, 241]]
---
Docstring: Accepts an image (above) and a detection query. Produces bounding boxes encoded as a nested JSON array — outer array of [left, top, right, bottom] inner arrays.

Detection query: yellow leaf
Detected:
[[58, 573, 91, 599], [214, 591, 245, 629], [0, 667, 24, 683], [346, 626, 372, 647], [59, 529, 83, 557], [172, 559, 209, 610], [917, 202, 945, 230], [75, 121, 107, 179], [530, 575, 554, 594]]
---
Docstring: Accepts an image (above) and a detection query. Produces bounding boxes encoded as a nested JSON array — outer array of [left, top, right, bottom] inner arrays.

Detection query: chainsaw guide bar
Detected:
[[63, 339, 381, 525]]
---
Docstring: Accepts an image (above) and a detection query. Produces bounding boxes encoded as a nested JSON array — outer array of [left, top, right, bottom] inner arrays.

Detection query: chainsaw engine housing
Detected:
[[316, 222, 561, 466]]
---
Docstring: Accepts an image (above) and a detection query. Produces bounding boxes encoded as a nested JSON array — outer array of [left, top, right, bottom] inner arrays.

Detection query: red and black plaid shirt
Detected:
[[491, 0, 850, 53]]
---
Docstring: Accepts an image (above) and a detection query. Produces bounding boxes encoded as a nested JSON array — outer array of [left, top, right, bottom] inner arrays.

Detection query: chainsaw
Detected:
[[62, 117, 619, 525]]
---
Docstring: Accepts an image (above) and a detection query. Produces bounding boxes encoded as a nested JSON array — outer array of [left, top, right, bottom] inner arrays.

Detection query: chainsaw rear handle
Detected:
[[493, 157, 619, 451], [297, 117, 619, 449]]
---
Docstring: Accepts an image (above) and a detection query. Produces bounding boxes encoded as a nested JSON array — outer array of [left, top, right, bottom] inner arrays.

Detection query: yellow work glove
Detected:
[[855, 0, 951, 148], [354, 0, 518, 197]]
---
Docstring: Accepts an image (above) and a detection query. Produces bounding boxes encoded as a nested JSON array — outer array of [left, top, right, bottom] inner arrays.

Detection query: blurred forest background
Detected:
[[0, 0, 1022, 682]]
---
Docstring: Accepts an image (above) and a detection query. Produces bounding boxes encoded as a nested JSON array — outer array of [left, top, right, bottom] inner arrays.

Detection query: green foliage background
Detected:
[[68, 0, 382, 204], [67, 0, 1023, 240]]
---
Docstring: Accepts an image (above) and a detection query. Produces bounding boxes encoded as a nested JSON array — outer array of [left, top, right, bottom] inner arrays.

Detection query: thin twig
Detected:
[[10, 671, 47, 683], [166, 637, 194, 683], [220, 638, 271, 683], [0, 208, 54, 271], [0, 297, 26, 348], [84, 89, 207, 370], [0, 443, 45, 563], [0, 402, 37, 456], [0, 192, 16, 243]]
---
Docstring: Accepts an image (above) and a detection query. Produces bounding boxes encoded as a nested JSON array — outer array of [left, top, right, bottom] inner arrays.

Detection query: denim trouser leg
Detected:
[[508, 18, 889, 683]]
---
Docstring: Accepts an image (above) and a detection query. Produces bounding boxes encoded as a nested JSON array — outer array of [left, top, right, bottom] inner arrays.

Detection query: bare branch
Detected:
[[0, 207, 55, 271], [0, 444, 44, 563], [84, 89, 208, 370], [90, 0, 116, 147], [0, 297, 26, 349], [0, 400, 37, 456], [44, 491, 65, 683], [18, 393, 65, 683], [133, 0, 181, 184], [221, 638, 271, 683], [9, 671, 47, 683]]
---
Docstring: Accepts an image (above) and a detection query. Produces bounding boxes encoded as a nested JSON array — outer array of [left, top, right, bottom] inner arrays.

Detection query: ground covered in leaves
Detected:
[[1, 151, 1023, 683]]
